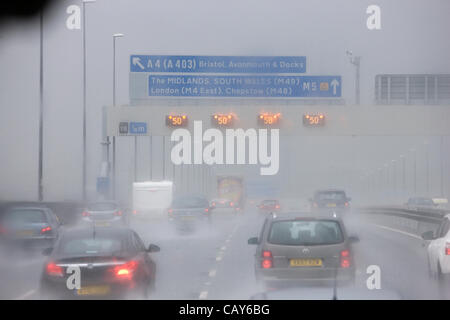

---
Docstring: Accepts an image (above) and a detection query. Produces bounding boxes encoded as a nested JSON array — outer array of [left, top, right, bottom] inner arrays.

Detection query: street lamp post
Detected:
[[410, 148, 417, 195], [424, 141, 430, 196], [400, 155, 406, 194], [38, 9, 44, 201], [392, 160, 397, 200], [112, 33, 124, 199], [346, 50, 361, 105], [82, 0, 95, 202]]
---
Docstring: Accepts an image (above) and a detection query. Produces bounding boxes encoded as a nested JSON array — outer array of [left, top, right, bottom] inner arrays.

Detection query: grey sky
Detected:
[[0, 0, 449, 201]]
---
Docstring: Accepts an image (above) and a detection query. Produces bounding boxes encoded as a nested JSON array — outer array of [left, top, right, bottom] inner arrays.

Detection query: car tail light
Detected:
[[344, 202, 349, 207], [230, 202, 234, 207], [262, 250, 273, 269], [340, 250, 351, 268], [0, 224, 6, 235], [82, 211, 90, 217], [313, 202, 318, 208], [446, 243, 450, 255], [41, 226, 52, 234], [204, 208, 209, 213], [112, 260, 139, 280], [46, 262, 63, 277], [132, 210, 137, 215], [114, 210, 123, 216], [275, 205, 280, 209], [212, 202, 216, 207]]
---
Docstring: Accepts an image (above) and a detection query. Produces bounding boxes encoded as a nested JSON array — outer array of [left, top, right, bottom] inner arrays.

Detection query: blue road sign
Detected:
[[129, 122, 147, 134], [130, 55, 306, 73], [147, 75, 341, 98], [96, 177, 109, 194]]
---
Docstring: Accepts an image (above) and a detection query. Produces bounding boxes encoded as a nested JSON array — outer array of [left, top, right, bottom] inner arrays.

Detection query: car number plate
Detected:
[[76, 285, 110, 296], [327, 203, 337, 207], [290, 259, 323, 267]]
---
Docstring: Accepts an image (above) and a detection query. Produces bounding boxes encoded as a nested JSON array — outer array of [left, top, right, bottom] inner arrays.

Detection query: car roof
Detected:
[[60, 226, 132, 239], [314, 189, 346, 193], [268, 211, 343, 222], [5, 206, 49, 211]]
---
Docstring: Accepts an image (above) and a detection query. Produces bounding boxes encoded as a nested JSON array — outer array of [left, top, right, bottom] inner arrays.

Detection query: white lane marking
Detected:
[[209, 269, 217, 277], [199, 291, 208, 299], [373, 224, 422, 240], [221, 246, 227, 251], [225, 239, 231, 243], [216, 255, 222, 261], [204, 281, 211, 286], [15, 289, 36, 300]]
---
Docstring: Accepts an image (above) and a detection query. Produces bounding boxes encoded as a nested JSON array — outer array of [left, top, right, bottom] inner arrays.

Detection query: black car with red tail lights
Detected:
[[167, 195, 211, 233], [248, 212, 358, 288], [309, 189, 351, 216], [39, 226, 159, 299]]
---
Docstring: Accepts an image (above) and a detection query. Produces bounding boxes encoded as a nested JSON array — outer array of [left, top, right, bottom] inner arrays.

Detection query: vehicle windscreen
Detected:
[[416, 198, 434, 206], [172, 197, 208, 208], [87, 203, 117, 211], [57, 236, 124, 256], [268, 220, 344, 246], [315, 191, 346, 201], [2, 209, 47, 225]]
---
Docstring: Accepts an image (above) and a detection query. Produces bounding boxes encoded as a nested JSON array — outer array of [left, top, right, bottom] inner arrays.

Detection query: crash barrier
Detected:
[[357, 206, 449, 237]]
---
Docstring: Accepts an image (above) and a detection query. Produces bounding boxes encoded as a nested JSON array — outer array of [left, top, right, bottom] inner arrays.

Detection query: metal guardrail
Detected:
[[357, 206, 450, 237], [358, 206, 448, 224]]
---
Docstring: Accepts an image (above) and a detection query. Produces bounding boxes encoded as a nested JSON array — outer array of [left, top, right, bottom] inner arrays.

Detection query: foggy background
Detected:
[[0, 0, 449, 202]]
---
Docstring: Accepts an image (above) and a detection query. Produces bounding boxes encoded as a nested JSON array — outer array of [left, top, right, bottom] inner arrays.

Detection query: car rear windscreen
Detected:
[[268, 220, 344, 245], [88, 203, 117, 211], [172, 197, 208, 208], [58, 237, 123, 256], [3, 209, 47, 225], [315, 191, 346, 201]]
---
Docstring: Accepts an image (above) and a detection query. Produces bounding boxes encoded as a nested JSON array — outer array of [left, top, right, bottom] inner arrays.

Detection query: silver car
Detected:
[[80, 201, 128, 227], [0, 206, 61, 250], [248, 212, 358, 287]]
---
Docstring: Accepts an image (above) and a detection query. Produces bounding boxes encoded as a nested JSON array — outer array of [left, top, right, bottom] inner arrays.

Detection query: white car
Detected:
[[422, 215, 450, 281]]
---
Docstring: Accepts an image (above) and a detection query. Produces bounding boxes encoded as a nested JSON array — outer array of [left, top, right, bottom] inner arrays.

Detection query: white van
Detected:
[[132, 181, 173, 219]]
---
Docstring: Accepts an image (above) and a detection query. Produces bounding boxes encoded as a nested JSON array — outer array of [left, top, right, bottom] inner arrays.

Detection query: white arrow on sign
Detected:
[[132, 57, 145, 70], [330, 79, 340, 95]]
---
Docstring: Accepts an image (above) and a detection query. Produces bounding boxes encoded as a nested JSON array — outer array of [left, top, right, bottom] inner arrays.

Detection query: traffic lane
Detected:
[[203, 209, 266, 299], [0, 246, 46, 299], [204, 210, 442, 300], [129, 213, 243, 299], [345, 213, 445, 299]]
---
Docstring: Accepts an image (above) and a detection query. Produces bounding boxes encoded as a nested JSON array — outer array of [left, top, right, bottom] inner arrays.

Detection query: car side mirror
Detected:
[[348, 235, 359, 243], [248, 237, 259, 245], [421, 231, 435, 240], [147, 244, 160, 252], [42, 247, 53, 256]]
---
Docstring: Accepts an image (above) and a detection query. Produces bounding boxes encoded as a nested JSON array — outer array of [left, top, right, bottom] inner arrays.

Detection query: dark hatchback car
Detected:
[[248, 213, 358, 288], [0, 206, 61, 250], [168, 195, 211, 232], [258, 200, 281, 214], [310, 189, 351, 215], [40, 226, 160, 299]]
